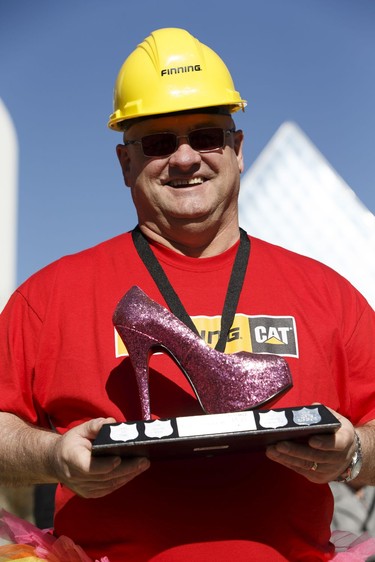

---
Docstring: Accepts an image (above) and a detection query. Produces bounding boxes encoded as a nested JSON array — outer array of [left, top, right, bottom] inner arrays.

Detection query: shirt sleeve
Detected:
[[345, 297, 375, 426], [0, 289, 48, 426]]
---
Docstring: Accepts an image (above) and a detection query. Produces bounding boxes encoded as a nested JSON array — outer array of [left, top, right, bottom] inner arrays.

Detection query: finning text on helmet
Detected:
[[160, 65, 202, 77], [108, 28, 246, 131]]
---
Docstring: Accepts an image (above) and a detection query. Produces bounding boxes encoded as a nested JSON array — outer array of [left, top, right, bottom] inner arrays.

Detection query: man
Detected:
[[0, 28, 375, 562]]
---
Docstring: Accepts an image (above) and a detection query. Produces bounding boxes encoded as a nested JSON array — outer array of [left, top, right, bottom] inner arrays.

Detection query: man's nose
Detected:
[[168, 137, 202, 168]]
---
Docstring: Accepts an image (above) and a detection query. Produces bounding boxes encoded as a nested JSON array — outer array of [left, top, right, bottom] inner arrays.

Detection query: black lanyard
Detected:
[[132, 226, 250, 352]]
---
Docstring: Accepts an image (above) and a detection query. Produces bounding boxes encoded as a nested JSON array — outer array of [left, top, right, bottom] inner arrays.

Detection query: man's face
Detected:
[[116, 112, 244, 236]]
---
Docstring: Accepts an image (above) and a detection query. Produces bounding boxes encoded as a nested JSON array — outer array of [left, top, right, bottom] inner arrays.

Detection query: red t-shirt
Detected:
[[1, 232, 375, 562]]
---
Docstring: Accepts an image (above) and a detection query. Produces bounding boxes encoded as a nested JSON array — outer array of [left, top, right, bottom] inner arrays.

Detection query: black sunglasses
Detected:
[[124, 127, 235, 158]]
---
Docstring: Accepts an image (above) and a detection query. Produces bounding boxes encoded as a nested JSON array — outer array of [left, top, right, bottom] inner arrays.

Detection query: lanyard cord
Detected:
[[131, 226, 250, 352]]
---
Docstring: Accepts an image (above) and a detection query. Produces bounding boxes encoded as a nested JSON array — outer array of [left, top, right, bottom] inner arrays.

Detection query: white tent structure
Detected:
[[239, 122, 375, 309], [0, 98, 18, 311]]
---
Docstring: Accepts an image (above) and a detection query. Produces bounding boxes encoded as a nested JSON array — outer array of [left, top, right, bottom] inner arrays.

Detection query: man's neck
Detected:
[[138, 222, 241, 258]]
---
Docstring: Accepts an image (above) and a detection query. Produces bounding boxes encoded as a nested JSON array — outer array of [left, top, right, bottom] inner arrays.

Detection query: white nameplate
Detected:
[[176, 410, 257, 438]]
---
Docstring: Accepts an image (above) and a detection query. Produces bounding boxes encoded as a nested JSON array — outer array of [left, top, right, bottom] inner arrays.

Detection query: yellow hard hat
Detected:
[[108, 28, 246, 131]]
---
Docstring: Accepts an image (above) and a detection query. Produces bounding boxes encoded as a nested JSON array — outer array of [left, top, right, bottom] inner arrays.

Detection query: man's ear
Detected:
[[234, 130, 244, 174], [116, 144, 131, 187]]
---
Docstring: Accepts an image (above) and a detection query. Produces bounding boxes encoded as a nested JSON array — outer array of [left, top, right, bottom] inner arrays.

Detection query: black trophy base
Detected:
[[92, 405, 340, 460]]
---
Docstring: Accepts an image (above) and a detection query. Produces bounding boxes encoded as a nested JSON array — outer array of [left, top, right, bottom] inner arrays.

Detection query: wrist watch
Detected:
[[336, 431, 363, 483]]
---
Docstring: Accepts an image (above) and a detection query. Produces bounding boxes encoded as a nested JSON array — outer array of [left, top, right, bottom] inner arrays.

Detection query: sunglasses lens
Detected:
[[141, 133, 176, 157], [189, 128, 224, 151], [139, 128, 227, 157]]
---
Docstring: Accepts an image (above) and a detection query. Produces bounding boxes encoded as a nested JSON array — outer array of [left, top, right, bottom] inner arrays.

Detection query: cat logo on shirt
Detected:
[[249, 316, 298, 357]]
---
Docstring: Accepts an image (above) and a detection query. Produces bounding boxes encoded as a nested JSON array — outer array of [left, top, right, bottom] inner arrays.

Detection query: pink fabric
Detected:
[[332, 530, 375, 560], [0, 510, 110, 562]]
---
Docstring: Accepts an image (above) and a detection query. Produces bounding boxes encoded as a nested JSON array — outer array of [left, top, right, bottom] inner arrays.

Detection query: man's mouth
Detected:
[[167, 177, 205, 188]]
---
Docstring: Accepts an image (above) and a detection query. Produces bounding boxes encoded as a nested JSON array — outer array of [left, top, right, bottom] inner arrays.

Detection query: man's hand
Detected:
[[51, 418, 150, 498], [265, 408, 357, 483]]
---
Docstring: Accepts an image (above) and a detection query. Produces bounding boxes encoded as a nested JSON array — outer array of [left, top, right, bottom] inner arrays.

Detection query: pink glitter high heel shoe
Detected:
[[113, 286, 293, 420]]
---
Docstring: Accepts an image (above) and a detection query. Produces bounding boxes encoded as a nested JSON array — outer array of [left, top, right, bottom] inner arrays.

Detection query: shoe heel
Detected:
[[116, 325, 156, 420]]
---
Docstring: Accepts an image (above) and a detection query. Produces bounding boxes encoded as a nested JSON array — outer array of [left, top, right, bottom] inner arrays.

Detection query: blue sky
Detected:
[[1, 0, 374, 284]]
